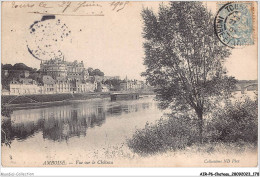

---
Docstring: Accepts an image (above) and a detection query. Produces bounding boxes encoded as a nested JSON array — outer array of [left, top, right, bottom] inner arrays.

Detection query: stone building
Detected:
[[55, 77, 71, 93], [9, 78, 40, 95], [40, 59, 89, 81], [120, 76, 145, 91], [40, 59, 67, 79], [39, 58, 93, 93], [67, 60, 89, 81]]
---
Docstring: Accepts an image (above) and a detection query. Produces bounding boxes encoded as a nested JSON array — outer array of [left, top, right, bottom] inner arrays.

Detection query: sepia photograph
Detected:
[[1, 0, 258, 170]]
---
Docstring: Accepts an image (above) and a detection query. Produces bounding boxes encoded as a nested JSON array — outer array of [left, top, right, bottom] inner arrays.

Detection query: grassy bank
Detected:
[[127, 97, 258, 155]]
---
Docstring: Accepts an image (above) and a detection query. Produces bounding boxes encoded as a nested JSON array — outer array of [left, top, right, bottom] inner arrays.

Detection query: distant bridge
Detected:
[[235, 81, 258, 94]]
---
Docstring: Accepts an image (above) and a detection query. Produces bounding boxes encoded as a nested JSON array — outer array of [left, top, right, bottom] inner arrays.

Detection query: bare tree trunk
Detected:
[[196, 109, 203, 144]]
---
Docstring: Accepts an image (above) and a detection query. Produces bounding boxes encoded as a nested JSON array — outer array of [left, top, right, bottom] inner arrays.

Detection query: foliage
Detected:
[[205, 97, 258, 144], [127, 98, 257, 155], [1, 64, 13, 70], [1, 71, 20, 90], [95, 82, 103, 92], [1, 105, 13, 117], [127, 116, 199, 155], [141, 2, 237, 141], [88, 67, 104, 76], [28, 72, 43, 85], [128, 99, 258, 154], [1, 120, 12, 147], [142, 2, 235, 111], [2, 63, 37, 72], [1, 63, 39, 89], [104, 79, 121, 91]]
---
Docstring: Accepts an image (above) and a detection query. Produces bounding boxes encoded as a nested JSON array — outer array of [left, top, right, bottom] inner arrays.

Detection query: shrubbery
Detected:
[[205, 98, 257, 144], [128, 116, 199, 155], [127, 98, 258, 155]]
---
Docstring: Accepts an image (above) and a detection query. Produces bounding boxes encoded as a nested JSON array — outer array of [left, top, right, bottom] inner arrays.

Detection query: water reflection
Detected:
[[1, 98, 154, 144]]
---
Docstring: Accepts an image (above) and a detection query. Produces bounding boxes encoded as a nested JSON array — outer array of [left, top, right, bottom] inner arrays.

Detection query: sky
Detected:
[[1, 1, 258, 81]]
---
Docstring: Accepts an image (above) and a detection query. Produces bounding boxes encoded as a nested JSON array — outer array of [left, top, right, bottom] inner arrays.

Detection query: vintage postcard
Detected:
[[1, 1, 258, 168]]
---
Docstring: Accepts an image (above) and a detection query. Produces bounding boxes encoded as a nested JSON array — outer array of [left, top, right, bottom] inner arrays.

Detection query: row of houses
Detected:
[[2, 74, 151, 96], [2, 59, 107, 95], [3, 75, 97, 95]]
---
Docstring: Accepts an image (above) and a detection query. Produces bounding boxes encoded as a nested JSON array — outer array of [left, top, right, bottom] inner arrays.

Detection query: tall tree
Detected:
[[93, 69, 104, 76], [88, 67, 105, 76], [104, 79, 121, 91], [141, 2, 236, 142]]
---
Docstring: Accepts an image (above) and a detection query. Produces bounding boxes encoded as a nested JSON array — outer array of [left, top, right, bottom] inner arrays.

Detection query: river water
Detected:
[[1, 96, 165, 166], [2, 92, 258, 167]]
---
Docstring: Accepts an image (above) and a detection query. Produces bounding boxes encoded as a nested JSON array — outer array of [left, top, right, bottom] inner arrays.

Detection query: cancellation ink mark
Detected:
[[26, 15, 72, 61]]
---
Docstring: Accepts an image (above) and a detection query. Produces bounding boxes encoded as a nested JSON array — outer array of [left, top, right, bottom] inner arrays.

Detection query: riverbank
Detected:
[[1, 92, 155, 111], [2, 93, 108, 104], [1, 93, 110, 110]]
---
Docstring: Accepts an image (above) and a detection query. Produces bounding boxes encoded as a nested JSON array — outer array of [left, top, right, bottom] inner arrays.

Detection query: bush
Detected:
[[127, 116, 199, 155], [206, 98, 258, 144], [127, 98, 258, 155], [1, 105, 13, 117]]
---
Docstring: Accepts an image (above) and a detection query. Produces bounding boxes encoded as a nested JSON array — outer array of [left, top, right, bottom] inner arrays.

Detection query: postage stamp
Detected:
[[214, 2, 254, 48]]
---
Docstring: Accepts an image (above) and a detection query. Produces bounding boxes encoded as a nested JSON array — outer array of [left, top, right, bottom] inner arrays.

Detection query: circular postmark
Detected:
[[26, 15, 72, 61], [214, 2, 254, 48]]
